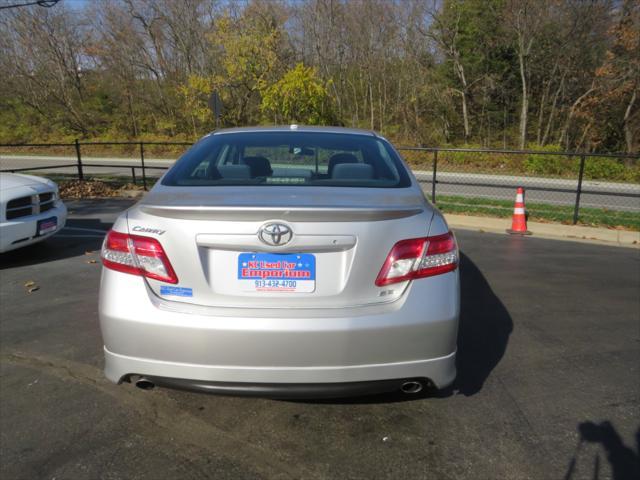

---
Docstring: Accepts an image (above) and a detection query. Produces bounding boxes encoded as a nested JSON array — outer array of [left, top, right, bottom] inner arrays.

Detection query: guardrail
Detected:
[[0, 139, 638, 224]]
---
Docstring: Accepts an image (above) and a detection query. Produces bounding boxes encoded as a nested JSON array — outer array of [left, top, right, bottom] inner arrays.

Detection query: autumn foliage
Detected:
[[0, 0, 637, 153]]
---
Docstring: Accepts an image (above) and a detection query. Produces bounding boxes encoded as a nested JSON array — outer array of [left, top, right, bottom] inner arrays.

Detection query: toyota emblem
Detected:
[[259, 223, 293, 246]]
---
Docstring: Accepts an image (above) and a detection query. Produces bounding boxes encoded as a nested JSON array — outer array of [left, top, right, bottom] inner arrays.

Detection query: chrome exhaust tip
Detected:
[[134, 377, 155, 390], [400, 381, 423, 394]]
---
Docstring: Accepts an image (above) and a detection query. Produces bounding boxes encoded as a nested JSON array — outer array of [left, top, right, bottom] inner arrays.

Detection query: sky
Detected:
[[0, 0, 91, 11]]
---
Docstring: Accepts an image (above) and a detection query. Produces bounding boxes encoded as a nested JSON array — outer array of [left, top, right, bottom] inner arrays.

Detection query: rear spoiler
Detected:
[[139, 205, 424, 222]]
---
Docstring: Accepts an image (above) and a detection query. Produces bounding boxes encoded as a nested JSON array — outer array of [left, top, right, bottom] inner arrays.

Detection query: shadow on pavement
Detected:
[[453, 252, 513, 396], [564, 421, 640, 480], [291, 251, 512, 405], [0, 218, 111, 270]]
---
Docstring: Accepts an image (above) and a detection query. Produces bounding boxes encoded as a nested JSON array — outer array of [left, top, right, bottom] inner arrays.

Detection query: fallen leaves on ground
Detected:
[[24, 280, 40, 293], [59, 180, 143, 199]]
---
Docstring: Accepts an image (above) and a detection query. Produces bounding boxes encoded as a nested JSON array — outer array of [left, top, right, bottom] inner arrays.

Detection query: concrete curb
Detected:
[[445, 214, 640, 249]]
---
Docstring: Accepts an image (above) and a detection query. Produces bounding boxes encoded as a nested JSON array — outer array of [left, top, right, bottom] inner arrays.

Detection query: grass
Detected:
[[434, 194, 640, 231]]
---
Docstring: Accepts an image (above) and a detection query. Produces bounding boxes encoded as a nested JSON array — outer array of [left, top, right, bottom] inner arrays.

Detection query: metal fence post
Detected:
[[573, 154, 586, 225], [131, 167, 137, 185], [140, 141, 147, 191], [431, 150, 438, 203], [74, 139, 84, 181]]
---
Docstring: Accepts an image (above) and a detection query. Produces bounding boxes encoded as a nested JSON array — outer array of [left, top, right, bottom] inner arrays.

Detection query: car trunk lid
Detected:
[[128, 186, 434, 309]]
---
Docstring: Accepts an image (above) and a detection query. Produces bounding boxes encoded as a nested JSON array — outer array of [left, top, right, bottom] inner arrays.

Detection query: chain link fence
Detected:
[[397, 147, 639, 228], [0, 141, 189, 190], [1, 140, 638, 228]]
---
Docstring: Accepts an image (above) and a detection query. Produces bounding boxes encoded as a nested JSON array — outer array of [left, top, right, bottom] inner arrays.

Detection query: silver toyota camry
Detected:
[[99, 126, 460, 398]]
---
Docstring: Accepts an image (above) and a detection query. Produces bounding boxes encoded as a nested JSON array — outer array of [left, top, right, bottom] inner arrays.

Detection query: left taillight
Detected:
[[375, 231, 458, 286], [101, 229, 178, 284]]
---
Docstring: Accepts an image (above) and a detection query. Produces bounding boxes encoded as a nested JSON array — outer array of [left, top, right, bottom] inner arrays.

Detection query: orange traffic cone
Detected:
[[506, 187, 532, 235]]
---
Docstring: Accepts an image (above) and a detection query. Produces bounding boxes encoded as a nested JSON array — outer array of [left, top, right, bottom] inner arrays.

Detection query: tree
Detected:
[[0, 0, 633, 152], [578, 1, 639, 153], [426, 0, 508, 144], [503, 0, 549, 148], [207, 2, 288, 126], [527, 1, 611, 149], [261, 63, 334, 124], [177, 75, 214, 137], [0, 3, 91, 135]]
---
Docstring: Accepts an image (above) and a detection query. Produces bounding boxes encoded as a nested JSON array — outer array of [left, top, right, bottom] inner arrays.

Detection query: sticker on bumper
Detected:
[[159, 286, 193, 297]]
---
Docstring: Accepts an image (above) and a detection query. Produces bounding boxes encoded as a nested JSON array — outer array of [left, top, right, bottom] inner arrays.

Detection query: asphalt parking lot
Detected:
[[1, 199, 638, 480]]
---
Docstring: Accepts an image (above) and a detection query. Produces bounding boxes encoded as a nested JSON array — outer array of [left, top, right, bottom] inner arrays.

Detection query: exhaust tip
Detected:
[[400, 381, 423, 394], [135, 378, 155, 390]]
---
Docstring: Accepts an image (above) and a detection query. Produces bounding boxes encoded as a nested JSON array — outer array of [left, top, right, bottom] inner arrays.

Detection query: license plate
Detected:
[[37, 217, 57, 236], [237, 253, 316, 293]]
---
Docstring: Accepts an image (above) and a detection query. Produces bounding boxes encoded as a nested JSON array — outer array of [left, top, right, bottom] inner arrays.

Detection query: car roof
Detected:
[[211, 125, 377, 137]]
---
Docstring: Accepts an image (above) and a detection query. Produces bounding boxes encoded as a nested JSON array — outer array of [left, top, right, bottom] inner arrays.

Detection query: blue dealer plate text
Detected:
[[238, 253, 316, 281]]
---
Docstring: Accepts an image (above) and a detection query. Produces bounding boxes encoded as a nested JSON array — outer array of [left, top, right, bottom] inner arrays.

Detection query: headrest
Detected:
[[243, 156, 273, 177], [218, 164, 251, 179], [331, 163, 374, 180], [328, 153, 359, 176]]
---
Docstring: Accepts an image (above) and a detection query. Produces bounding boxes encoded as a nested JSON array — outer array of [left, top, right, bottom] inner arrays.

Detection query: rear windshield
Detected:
[[161, 132, 411, 188]]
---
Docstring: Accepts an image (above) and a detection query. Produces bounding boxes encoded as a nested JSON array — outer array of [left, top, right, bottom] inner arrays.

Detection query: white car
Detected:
[[0, 173, 67, 253]]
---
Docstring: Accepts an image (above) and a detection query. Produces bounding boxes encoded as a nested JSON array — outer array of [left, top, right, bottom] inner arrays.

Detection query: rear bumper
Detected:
[[99, 268, 459, 393], [106, 347, 456, 396], [126, 374, 444, 399]]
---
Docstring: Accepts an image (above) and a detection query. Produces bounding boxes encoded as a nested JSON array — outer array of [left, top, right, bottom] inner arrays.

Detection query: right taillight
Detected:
[[101, 229, 178, 284], [375, 231, 458, 286]]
